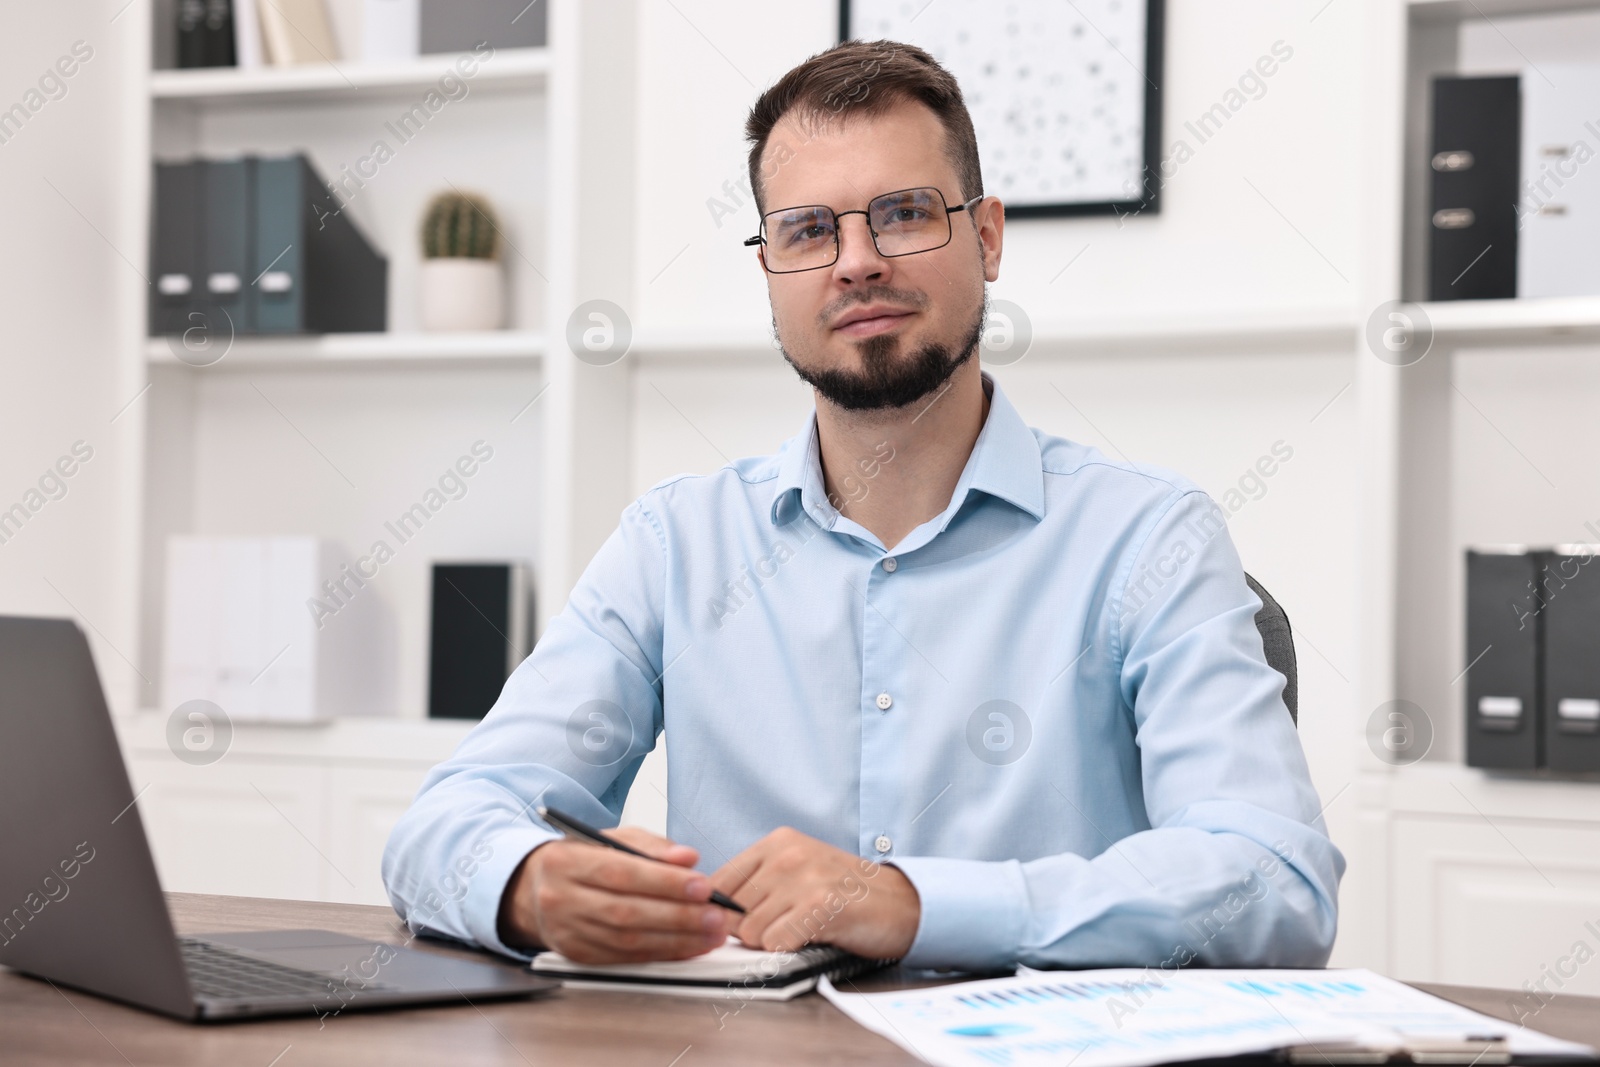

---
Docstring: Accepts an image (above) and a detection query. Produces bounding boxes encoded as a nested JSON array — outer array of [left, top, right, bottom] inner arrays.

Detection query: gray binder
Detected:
[[251, 154, 387, 334], [1543, 545, 1600, 772], [150, 161, 202, 336], [202, 157, 254, 334], [1465, 548, 1541, 770]]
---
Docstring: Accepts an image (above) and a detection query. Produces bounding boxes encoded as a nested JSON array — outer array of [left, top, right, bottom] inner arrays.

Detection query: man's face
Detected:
[[757, 100, 1002, 412]]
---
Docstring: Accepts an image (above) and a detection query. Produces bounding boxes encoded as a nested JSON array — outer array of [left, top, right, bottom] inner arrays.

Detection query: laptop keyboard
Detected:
[[179, 938, 396, 1001]]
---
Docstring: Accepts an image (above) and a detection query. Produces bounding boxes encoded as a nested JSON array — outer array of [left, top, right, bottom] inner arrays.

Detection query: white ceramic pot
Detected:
[[418, 257, 504, 331]]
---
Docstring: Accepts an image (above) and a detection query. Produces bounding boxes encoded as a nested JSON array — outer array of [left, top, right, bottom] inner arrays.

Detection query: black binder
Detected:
[[1429, 76, 1520, 301], [428, 563, 532, 720], [1542, 547, 1600, 772], [150, 161, 203, 336], [202, 157, 254, 334], [1465, 548, 1541, 770], [252, 154, 387, 334]]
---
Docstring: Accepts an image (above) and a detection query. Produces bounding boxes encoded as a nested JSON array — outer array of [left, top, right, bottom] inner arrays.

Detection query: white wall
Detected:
[[632, 0, 1366, 332], [0, 3, 147, 713]]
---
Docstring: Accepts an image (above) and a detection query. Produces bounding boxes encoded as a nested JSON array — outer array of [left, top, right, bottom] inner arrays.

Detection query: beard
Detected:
[[777, 288, 986, 412]]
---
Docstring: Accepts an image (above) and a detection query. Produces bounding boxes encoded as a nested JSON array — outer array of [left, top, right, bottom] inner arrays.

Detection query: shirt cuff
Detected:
[[453, 823, 558, 961], [888, 855, 1030, 971]]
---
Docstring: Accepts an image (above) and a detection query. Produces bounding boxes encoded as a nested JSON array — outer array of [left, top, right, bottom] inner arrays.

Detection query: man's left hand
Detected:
[[709, 827, 920, 958]]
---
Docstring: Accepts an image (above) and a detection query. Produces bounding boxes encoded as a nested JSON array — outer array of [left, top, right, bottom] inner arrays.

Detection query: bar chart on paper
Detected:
[[821, 971, 1352, 1067], [820, 968, 1596, 1067], [1198, 970, 1594, 1055]]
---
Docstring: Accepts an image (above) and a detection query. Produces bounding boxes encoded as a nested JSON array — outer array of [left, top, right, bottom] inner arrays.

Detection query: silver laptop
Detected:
[[0, 616, 556, 1020]]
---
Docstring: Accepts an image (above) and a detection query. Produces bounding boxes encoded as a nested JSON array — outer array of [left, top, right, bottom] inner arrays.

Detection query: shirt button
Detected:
[[874, 835, 893, 854], [875, 692, 893, 711], [882, 556, 898, 572]]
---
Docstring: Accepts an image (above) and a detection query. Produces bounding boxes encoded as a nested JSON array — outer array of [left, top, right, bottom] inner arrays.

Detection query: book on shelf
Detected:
[[232, 0, 263, 69], [363, 0, 421, 62], [176, 0, 236, 68], [419, 0, 546, 54], [257, 0, 341, 66]]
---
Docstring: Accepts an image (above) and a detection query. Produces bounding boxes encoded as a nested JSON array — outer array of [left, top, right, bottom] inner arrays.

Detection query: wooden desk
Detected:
[[1, 893, 1596, 1066]]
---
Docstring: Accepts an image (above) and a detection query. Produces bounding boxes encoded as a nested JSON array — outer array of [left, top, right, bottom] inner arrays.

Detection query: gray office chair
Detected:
[[1244, 572, 1298, 727]]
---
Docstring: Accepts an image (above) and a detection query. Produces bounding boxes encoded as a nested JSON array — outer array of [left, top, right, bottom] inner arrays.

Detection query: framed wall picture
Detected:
[[838, 0, 1165, 218]]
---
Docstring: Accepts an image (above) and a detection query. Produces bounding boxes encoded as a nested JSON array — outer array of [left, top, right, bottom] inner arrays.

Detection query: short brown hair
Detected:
[[744, 40, 983, 215]]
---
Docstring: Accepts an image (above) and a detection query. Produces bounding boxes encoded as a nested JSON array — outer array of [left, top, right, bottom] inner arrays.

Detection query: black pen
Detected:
[[537, 805, 746, 914]]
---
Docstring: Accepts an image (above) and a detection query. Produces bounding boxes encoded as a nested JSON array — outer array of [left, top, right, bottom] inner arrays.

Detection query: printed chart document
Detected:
[[820, 968, 1596, 1067], [1172, 969, 1593, 1060]]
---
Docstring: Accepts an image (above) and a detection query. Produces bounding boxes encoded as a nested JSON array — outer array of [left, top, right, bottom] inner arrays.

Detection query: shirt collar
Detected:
[[769, 371, 1046, 528]]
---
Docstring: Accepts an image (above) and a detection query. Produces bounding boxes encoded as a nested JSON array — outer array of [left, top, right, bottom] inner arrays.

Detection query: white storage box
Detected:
[[162, 536, 392, 722]]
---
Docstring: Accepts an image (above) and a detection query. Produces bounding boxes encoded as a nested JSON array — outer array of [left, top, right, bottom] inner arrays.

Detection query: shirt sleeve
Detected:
[[891, 488, 1345, 972], [381, 499, 669, 959]]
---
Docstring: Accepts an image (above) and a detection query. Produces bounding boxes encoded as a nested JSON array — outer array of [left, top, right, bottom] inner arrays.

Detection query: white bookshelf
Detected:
[[1343, 0, 1600, 986], [126, 0, 637, 729], [104, 0, 640, 908]]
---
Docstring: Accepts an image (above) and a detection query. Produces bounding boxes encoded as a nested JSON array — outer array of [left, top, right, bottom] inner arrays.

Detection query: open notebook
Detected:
[[530, 938, 886, 1001]]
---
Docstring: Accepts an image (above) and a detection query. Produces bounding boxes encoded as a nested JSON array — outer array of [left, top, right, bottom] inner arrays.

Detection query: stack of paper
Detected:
[[821, 968, 1595, 1067]]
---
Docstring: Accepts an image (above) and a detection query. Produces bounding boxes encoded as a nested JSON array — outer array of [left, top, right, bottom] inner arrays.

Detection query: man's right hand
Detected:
[[496, 825, 736, 964]]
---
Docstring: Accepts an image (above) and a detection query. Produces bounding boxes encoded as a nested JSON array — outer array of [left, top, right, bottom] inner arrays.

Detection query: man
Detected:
[[384, 40, 1343, 971]]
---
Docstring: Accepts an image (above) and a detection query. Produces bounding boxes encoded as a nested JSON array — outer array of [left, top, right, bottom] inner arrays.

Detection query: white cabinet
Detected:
[[127, 756, 327, 900], [116, 713, 472, 906], [325, 766, 443, 905], [1392, 815, 1600, 996], [1374, 764, 1600, 995]]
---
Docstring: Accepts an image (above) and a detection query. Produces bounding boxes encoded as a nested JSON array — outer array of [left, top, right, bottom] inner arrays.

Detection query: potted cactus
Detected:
[[418, 190, 505, 331]]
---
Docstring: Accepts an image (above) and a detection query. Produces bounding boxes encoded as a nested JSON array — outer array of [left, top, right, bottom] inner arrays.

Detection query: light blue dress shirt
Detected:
[[383, 372, 1344, 971]]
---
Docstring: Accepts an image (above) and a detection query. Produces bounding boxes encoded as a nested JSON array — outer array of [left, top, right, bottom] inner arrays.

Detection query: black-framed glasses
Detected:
[[744, 187, 984, 274]]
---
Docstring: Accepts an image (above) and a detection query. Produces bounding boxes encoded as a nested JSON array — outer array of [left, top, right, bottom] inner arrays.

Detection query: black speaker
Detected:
[[428, 562, 533, 720]]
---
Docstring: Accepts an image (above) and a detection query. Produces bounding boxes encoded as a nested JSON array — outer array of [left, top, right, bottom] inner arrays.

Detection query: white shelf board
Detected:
[[1365, 761, 1600, 822], [629, 324, 782, 361], [1421, 296, 1600, 348], [145, 330, 544, 369], [115, 710, 475, 765], [1410, 0, 1600, 21], [630, 307, 1358, 362], [1023, 306, 1356, 357], [150, 48, 550, 106]]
